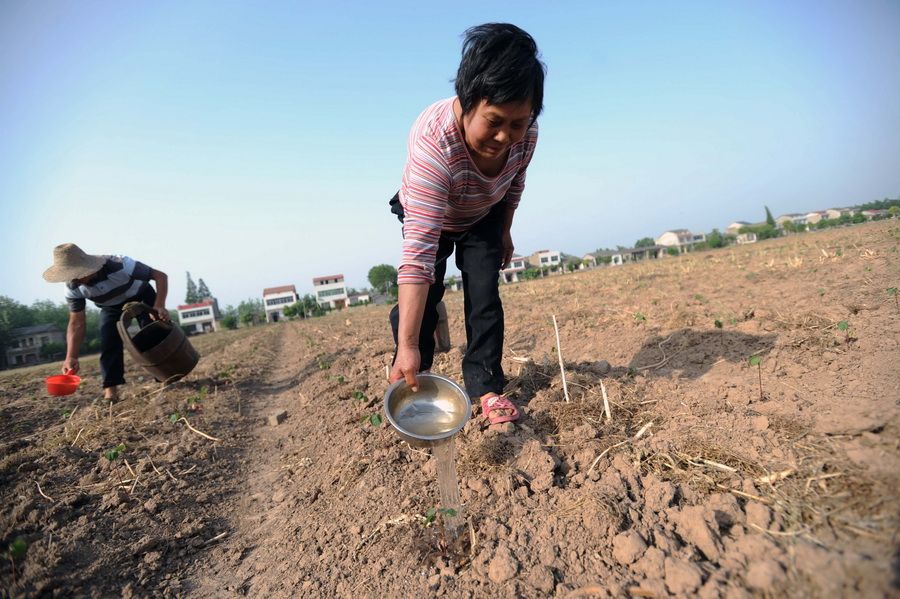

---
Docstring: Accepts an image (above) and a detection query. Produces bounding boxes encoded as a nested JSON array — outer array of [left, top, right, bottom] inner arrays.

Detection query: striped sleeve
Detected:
[[504, 122, 539, 210], [65, 284, 86, 313], [129, 258, 152, 281], [398, 133, 452, 285]]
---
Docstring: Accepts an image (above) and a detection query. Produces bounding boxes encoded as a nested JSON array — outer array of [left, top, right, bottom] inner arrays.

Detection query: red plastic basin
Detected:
[[46, 374, 82, 396]]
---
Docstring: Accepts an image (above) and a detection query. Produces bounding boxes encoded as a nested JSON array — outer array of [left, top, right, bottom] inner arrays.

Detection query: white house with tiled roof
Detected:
[[501, 255, 527, 283], [656, 229, 705, 252], [263, 285, 299, 322], [177, 299, 220, 334], [313, 274, 348, 309]]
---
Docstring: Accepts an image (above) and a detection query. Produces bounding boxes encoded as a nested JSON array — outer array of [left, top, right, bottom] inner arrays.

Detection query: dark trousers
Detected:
[[99, 286, 156, 388], [390, 202, 506, 397]]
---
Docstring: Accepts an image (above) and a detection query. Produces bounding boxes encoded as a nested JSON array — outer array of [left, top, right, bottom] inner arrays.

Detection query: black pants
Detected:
[[390, 201, 506, 397], [99, 286, 156, 389]]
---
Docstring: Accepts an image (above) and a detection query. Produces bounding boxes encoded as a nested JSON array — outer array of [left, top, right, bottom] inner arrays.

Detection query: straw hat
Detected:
[[42, 243, 106, 283]]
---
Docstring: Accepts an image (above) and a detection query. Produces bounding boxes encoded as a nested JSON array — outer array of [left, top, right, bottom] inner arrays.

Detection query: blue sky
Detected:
[[2, 0, 898, 308]]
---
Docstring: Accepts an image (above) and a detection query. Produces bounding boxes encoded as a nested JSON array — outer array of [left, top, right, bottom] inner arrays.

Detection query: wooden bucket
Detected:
[[117, 302, 199, 383]]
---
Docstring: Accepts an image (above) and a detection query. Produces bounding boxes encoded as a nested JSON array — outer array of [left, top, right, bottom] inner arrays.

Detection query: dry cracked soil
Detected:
[[2, 220, 899, 598]]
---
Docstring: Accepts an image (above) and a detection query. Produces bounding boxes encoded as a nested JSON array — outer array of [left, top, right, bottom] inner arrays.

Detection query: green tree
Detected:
[[197, 278, 211, 299], [185, 272, 199, 304], [237, 299, 264, 326], [368, 264, 398, 294], [221, 315, 238, 330], [0, 296, 32, 352], [634, 237, 655, 248], [706, 229, 726, 248], [765, 206, 776, 227]]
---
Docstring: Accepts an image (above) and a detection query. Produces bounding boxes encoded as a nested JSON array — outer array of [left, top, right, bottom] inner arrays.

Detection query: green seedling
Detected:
[[424, 507, 458, 527], [817, 288, 825, 297], [836, 320, 857, 343], [333, 374, 346, 384], [316, 354, 332, 370], [748, 355, 763, 401], [633, 312, 647, 323], [4, 537, 27, 561], [169, 411, 181, 423], [187, 386, 208, 411], [693, 293, 708, 304], [3, 536, 28, 582], [104, 443, 126, 461], [362, 413, 382, 427], [352, 390, 366, 402], [714, 319, 723, 329], [60, 408, 72, 420]]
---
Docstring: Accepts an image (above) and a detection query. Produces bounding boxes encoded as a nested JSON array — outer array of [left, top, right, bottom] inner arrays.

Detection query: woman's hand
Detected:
[[390, 345, 421, 392], [501, 229, 515, 269]]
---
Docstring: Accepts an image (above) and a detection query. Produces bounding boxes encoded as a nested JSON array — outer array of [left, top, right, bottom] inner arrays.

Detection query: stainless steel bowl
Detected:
[[383, 373, 472, 447]]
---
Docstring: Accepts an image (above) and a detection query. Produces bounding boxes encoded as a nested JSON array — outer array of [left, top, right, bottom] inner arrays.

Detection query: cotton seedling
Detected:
[[333, 374, 346, 384], [361, 413, 382, 427], [4, 537, 27, 561], [104, 443, 126, 461], [836, 320, 857, 344], [749, 355, 764, 401], [714, 319, 723, 329], [169, 411, 181, 423], [633, 312, 647, 324], [352, 390, 366, 402], [423, 506, 458, 527], [3, 537, 28, 581], [187, 386, 208, 411]]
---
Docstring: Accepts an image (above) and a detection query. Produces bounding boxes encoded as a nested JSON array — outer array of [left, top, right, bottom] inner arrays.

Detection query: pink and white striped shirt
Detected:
[[398, 97, 539, 285]]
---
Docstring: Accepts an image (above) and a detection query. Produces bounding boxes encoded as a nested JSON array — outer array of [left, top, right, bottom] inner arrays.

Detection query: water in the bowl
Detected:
[[393, 396, 463, 437]]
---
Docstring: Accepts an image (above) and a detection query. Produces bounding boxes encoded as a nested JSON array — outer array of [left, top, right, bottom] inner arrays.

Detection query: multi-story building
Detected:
[[313, 274, 348, 309], [500, 256, 527, 283], [655, 230, 706, 253], [4, 324, 65, 368], [263, 285, 299, 322], [528, 250, 562, 269], [177, 299, 220, 335]]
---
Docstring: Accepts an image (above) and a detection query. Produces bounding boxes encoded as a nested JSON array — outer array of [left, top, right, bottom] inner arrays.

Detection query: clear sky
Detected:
[[2, 0, 898, 308]]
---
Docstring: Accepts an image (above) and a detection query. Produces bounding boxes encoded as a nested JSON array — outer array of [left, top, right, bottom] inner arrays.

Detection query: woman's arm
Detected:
[[389, 282, 429, 391]]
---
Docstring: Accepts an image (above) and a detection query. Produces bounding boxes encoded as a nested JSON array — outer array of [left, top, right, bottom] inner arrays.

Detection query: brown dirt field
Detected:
[[2, 220, 899, 598]]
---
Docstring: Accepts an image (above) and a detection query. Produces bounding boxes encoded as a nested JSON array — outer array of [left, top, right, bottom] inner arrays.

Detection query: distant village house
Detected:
[[529, 249, 562, 269], [655, 230, 706, 253], [4, 324, 65, 368], [177, 299, 220, 334], [313, 274, 348, 309], [263, 285, 299, 323], [500, 256, 527, 283]]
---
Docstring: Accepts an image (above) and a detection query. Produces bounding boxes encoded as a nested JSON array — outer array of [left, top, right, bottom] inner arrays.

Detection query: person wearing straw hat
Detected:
[[43, 243, 171, 402]]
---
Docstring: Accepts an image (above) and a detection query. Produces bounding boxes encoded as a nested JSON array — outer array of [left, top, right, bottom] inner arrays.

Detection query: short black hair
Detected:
[[455, 23, 546, 120]]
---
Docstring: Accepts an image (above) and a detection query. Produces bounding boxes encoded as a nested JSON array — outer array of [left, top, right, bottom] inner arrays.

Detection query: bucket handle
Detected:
[[117, 301, 163, 344]]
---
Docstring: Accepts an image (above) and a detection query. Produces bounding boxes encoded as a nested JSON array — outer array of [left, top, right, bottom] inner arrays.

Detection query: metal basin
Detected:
[[383, 373, 471, 446]]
